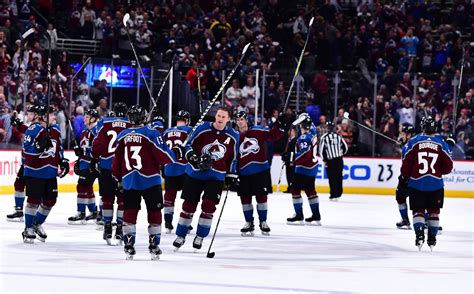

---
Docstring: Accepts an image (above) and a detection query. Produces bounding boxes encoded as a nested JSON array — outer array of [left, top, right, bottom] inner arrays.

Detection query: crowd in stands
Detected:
[[0, 0, 472, 159]]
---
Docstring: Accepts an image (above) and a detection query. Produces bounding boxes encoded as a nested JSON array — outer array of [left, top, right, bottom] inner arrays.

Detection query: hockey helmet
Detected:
[[292, 113, 312, 130], [85, 108, 100, 119], [127, 105, 147, 125], [421, 116, 436, 133], [176, 110, 190, 124], [326, 121, 336, 132], [112, 102, 128, 117], [401, 123, 414, 134], [235, 111, 248, 120], [150, 108, 165, 124]]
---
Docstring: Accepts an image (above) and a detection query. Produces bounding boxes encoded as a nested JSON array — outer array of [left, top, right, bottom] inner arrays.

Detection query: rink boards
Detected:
[[0, 150, 472, 198]]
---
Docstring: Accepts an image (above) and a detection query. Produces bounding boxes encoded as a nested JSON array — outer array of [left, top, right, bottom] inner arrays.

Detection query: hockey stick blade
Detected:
[[206, 252, 215, 258], [123, 13, 130, 26], [21, 28, 35, 40], [343, 112, 400, 145]]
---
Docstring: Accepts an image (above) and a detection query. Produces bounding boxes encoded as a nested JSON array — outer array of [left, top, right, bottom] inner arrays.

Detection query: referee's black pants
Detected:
[[327, 157, 344, 198]]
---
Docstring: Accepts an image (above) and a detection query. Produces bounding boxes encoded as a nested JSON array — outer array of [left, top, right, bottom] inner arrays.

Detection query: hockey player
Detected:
[[235, 111, 285, 236], [400, 116, 453, 250], [91, 102, 131, 245], [69, 109, 100, 224], [149, 108, 165, 134], [6, 105, 37, 221], [112, 105, 176, 260], [172, 106, 239, 250], [395, 123, 415, 229], [162, 110, 192, 233], [282, 113, 321, 225], [22, 105, 69, 243]]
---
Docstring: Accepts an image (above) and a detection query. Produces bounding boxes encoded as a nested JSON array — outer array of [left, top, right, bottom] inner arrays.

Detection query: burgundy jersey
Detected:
[[238, 124, 284, 175], [185, 122, 240, 181], [91, 117, 132, 170]]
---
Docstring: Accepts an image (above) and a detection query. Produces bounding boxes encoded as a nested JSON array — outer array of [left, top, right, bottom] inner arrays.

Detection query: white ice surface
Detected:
[[0, 192, 473, 293]]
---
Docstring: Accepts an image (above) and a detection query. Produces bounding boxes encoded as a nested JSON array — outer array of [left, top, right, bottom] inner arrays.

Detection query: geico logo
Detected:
[[316, 164, 370, 180]]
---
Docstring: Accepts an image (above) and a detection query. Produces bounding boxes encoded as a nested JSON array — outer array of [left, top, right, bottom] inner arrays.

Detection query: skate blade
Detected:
[[68, 220, 87, 225], [329, 198, 340, 202], [165, 229, 172, 234], [23, 238, 35, 244], [286, 221, 304, 226], [261, 231, 270, 236], [125, 254, 134, 260], [429, 245, 434, 252], [417, 244, 423, 251], [151, 254, 160, 260], [306, 221, 322, 226], [241, 232, 255, 237], [105, 238, 116, 246], [7, 217, 24, 222], [173, 246, 181, 252], [116, 239, 123, 246]]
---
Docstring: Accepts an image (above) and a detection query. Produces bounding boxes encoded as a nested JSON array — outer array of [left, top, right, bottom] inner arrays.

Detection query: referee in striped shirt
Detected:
[[319, 121, 348, 200]]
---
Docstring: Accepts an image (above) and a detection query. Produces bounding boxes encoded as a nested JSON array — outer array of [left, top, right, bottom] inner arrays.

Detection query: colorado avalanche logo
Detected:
[[239, 137, 260, 158], [202, 139, 227, 161], [39, 140, 57, 159]]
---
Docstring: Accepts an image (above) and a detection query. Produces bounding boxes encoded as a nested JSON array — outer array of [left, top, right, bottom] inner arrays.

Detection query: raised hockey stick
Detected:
[[147, 64, 173, 121], [122, 13, 155, 105], [282, 17, 314, 113], [206, 187, 230, 258], [182, 43, 250, 146], [452, 44, 466, 135], [343, 112, 401, 145]]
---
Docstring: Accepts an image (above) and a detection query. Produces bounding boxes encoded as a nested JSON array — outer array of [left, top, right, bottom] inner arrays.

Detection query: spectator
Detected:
[[400, 28, 419, 57], [337, 119, 355, 156], [96, 98, 108, 118], [33, 84, 46, 105], [305, 99, 321, 126], [225, 79, 243, 107], [210, 13, 231, 40], [241, 76, 259, 113], [73, 106, 85, 142], [397, 97, 415, 126], [0, 94, 11, 144], [89, 80, 103, 106], [46, 23, 58, 50]]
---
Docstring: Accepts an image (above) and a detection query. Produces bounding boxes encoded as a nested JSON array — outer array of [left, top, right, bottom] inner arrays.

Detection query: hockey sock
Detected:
[[240, 195, 254, 222], [412, 210, 425, 232], [427, 209, 440, 236], [14, 191, 25, 208], [102, 196, 114, 223], [99, 199, 103, 214], [307, 193, 320, 216], [176, 201, 197, 237], [164, 189, 177, 223], [123, 223, 136, 246], [148, 224, 161, 246], [76, 184, 89, 213], [116, 195, 124, 224], [291, 194, 303, 215], [256, 195, 268, 221], [35, 205, 52, 225], [24, 203, 39, 228], [196, 199, 216, 238], [398, 203, 409, 220], [86, 187, 97, 212]]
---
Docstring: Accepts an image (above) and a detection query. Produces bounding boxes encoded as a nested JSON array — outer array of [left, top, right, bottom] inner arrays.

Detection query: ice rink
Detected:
[[0, 192, 473, 293]]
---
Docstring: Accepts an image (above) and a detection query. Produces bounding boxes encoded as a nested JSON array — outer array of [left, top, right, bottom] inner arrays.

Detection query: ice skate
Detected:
[[329, 196, 340, 201], [95, 212, 104, 230], [103, 223, 114, 245], [396, 219, 411, 230], [437, 226, 443, 235], [115, 224, 123, 245], [305, 214, 321, 226], [7, 207, 24, 222], [173, 236, 185, 251], [22, 227, 36, 244], [85, 211, 98, 222], [240, 221, 255, 237], [68, 212, 86, 225], [259, 221, 271, 236], [33, 224, 47, 242], [149, 235, 162, 260], [193, 236, 203, 250], [286, 213, 304, 225], [165, 221, 173, 234], [427, 232, 436, 251], [124, 245, 136, 260], [415, 227, 425, 251]]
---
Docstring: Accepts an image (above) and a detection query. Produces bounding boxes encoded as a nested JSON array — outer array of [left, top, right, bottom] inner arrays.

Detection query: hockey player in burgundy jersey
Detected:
[[112, 105, 176, 260], [162, 110, 192, 233], [91, 102, 132, 245], [6, 105, 37, 222], [400, 116, 453, 251], [149, 108, 165, 134], [172, 106, 239, 251], [22, 105, 69, 243], [235, 111, 285, 236], [69, 109, 100, 225], [395, 124, 415, 229], [282, 113, 321, 226]]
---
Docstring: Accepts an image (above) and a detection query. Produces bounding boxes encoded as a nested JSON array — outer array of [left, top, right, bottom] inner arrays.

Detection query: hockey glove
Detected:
[[186, 150, 200, 169], [277, 113, 287, 129], [58, 158, 70, 178], [73, 160, 81, 175], [11, 116, 23, 127], [281, 152, 294, 164], [225, 173, 239, 187], [172, 145, 186, 161], [197, 153, 213, 170], [35, 136, 53, 152], [73, 144, 84, 157], [89, 159, 101, 177]]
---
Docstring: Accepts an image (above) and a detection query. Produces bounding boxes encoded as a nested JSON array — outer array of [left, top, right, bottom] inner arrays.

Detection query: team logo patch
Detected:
[[239, 137, 260, 157], [202, 139, 227, 161]]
